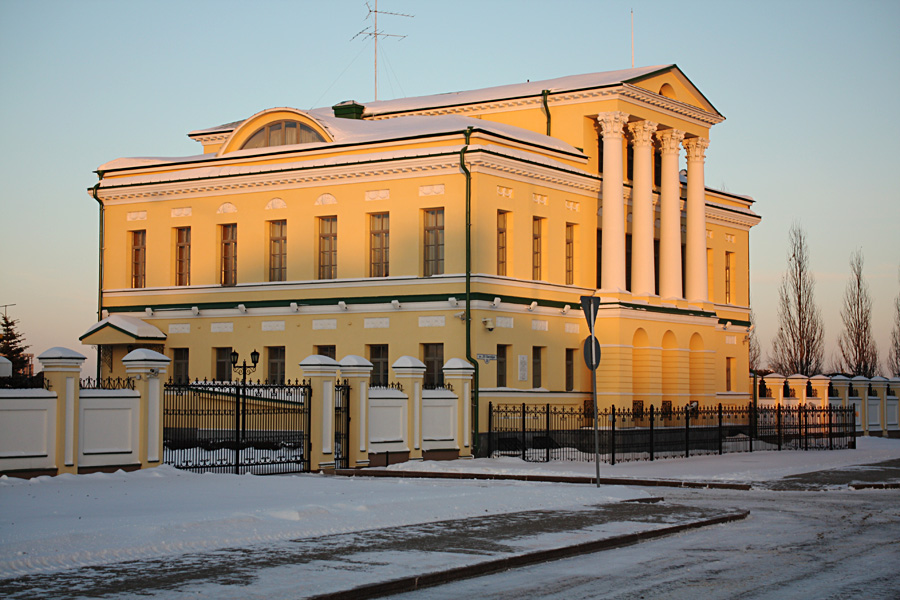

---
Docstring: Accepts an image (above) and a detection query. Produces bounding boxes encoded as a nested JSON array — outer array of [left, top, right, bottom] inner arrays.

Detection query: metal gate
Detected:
[[334, 380, 351, 470], [163, 379, 311, 474]]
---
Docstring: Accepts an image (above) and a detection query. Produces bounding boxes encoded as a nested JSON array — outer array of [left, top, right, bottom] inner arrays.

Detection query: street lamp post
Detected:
[[231, 349, 259, 474]]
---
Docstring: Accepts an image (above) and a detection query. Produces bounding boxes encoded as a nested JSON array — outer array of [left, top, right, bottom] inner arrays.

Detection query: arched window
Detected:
[[241, 120, 326, 150]]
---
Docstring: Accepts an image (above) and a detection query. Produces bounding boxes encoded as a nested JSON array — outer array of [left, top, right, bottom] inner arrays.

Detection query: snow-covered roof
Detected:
[[98, 114, 585, 175], [355, 65, 674, 116], [80, 315, 166, 341]]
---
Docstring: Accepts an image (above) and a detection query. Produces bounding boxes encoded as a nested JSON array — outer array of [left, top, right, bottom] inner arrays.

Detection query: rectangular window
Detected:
[[368, 344, 389, 387], [532, 217, 542, 280], [424, 209, 444, 276], [318, 217, 337, 279], [532, 346, 543, 389], [172, 348, 189, 383], [726, 357, 735, 392], [565, 348, 575, 391], [369, 213, 390, 277], [215, 347, 232, 382], [267, 346, 286, 383], [725, 251, 735, 304], [423, 343, 444, 388], [565, 223, 575, 285], [175, 227, 190, 286], [269, 220, 287, 282], [316, 345, 336, 360], [131, 230, 146, 288], [497, 345, 508, 387], [707, 248, 715, 301], [497, 211, 508, 276], [221, 224, 237, 286]]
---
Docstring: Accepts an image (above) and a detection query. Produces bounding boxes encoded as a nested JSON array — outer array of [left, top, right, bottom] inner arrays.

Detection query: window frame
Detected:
[[269, 220, 287, 282], [423, 343, 444, 388], [267, 346, 286, 383], [220, 224, 237, 286], [565, 223, 575, 285], [368, 344, 389, 387], [175, 227, 190, 286], [369, 213, 390, 278], [424, 208, 444, 277], [215, 347, 232, 382], [497, 210, 508, 276], [131, 230, 146, 289], [532, 217, 543, 281], [318, 216, 337, 280], [532, 346, 543, 389]]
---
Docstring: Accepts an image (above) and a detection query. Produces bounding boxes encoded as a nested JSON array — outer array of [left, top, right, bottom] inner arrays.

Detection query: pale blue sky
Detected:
[[1, 0, 898, 375]]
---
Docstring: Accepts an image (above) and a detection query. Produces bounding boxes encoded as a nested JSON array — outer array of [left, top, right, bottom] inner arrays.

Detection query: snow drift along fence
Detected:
[[486, 403, 855, 464]]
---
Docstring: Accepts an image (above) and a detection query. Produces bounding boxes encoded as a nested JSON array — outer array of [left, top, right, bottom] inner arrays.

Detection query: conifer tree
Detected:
[[889, 270, 900, 378], [0, 314, 30, 375], [769, 224, 824, 376]]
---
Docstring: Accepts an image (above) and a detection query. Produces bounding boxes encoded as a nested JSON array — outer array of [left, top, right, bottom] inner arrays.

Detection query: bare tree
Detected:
[[748, 309, 761, 373], [769, 224, 824, 376], [837, 249, 878, 377], [889, 269, 900, 377]]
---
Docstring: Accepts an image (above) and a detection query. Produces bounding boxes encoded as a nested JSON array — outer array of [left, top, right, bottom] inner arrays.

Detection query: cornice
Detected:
[[366, 83, 724, 128], [706, 202, 761, 230], [466, 152, 600, 195], [189, 132, 229, 146]]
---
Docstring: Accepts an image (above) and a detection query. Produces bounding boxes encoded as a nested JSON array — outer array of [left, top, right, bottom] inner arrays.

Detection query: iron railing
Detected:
[[487, 402, 855, 464], [80, 376, 135, 390], [0, 372, 49, 389], [163, 379, 312, 474]]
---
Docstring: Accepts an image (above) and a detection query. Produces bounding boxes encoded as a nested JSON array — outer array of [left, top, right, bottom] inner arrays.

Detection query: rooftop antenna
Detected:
[[631, 9, 634, 68], [0, 304, 15, 319], [352, 0, 413, 101]]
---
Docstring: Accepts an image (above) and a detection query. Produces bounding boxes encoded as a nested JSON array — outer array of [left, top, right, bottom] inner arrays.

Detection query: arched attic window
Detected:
[[241, 120, 326, 150]]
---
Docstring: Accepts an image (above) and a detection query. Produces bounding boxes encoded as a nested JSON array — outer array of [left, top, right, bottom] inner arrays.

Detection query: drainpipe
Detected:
[[460, 126, 481, 454], [541, 89, 551, 136], [91, 180, 104, 379]]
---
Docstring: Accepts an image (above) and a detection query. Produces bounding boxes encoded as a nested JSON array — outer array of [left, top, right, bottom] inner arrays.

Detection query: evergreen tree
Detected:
[[769, 224, 824, 376], [0, 314, 30, 375], [837, 249, 878, 377], [889, 269, 900, 377], [748, 309, 761, 374]]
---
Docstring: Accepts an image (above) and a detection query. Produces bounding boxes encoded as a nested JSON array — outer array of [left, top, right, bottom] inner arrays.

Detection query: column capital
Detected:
[[656, 129, 685, 154], [596, 112, 630, 138], [628, 120, 658, 147], [683, 136, 710, 161]]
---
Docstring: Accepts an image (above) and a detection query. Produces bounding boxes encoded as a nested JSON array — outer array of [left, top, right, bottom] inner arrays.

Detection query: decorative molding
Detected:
[[265, 198, 287, 210], [496, 185, 513, 198], [190, 132, 230, 146], [365, 189, 390, 201], [565, 200, 580, 212], [364, 317, 390, 329], [216, 202, 237, 214], [628, 120, 658, 147], [170, 207, 192, 218], [496, 316, 514, 329], [315, 193, 337, 205], [532, 320, 548, 331], [418, 316, 445, 328], [532, 193, 548, 205], [210, 322, 233, 333], [565, 323, 580, 334], [725, 233, 736, 243], [419, 184, 444, 196], [167, 324, 190, 334], [261, 320, 285, 331], [312, 319, 337, 330], [126, 211, 147, 221]]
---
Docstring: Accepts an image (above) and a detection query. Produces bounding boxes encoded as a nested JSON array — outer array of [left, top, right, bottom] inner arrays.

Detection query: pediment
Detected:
[[626, 65, 721, 117]]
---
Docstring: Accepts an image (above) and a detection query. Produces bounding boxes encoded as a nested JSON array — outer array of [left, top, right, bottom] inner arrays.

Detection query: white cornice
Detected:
[[706, 202, 761, 230], [466, 154, 599, 195], [189, 133, 229, 146]]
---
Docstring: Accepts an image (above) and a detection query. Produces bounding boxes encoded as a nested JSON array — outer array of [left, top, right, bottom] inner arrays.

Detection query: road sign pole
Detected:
[[581, 295, 602, 489]]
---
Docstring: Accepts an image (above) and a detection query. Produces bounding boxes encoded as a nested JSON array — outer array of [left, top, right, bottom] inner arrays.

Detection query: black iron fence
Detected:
[[0, 372, 49, 389], [163, 379, 311, 474], [80, 376, 135, 390], [487, 402, 855, 464]]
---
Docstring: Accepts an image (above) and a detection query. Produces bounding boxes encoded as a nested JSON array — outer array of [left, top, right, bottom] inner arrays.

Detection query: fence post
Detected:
[[802, 403, 808, 451], [748, 401, 754, 453], [545, 403, 550, 463], [718, 403, 723, 455], [338, 355, 373, 468], [649, 404, 655, 461], [299, 355, 341, 471], [610, 405, 616, 466], [828, 404, 833, 451], [777, 403, 782, 451], [37, 348, 87, 475], [488, 402, 494, 457], [521, 402, 526, 461], [685, 405, 690, 459]]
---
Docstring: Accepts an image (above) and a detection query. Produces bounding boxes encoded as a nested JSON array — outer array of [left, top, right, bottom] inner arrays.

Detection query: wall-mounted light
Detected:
[[528, 301, 538, 311], [145, 307, 153, 317], [290, 302, 299, 312], [448, 297, 458, 307], [561, 304, 571, 315], [391, 299, 401, 310], [482, 318, 494, 331], [191, 306, 199, 316], [338, 301, 348, 311], [491, 297, 502, 308], [237, 304, 247, 314], [454, 311, 466, 320]]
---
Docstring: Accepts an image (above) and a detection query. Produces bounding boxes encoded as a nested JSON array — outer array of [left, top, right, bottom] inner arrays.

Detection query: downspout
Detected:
[[460, 126, 481, 454], [541, 89, 551, 136], [91, 180, 104, 379]]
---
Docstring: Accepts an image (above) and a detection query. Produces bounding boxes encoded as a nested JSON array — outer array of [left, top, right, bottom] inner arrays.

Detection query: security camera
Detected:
[[482, 318, 495, 332]]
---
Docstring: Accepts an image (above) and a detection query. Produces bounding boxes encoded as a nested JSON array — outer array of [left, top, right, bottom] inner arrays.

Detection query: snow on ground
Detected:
[[389, 436, 900, 483], [2, 437, 899, 582]]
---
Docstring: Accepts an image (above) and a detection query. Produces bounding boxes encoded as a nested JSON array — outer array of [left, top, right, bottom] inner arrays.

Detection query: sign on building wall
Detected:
[[517, 355, 528, 381]]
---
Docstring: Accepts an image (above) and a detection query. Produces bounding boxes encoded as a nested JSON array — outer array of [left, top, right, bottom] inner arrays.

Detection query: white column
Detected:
[[597, 111, 630, 292], [628, 120, 658, 296], [684, 137, 710, 302], [656, 129, 685, 299]]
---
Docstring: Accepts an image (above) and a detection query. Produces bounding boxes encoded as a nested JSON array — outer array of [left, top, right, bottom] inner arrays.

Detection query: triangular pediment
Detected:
[[625, 65, 721, 118]]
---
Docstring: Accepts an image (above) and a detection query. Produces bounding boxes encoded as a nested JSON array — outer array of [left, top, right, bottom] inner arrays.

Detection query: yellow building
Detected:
[[82, 64, 760, 440]]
